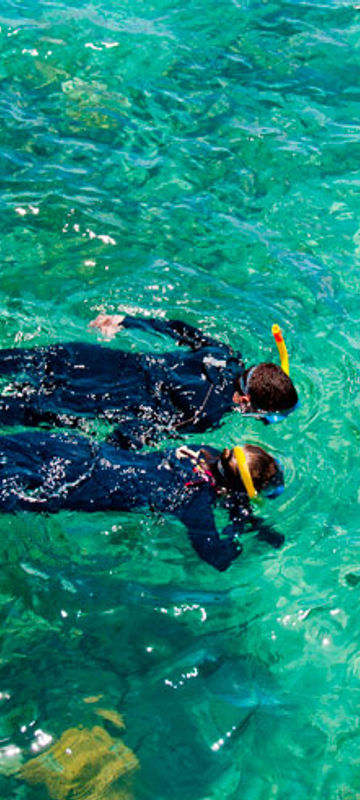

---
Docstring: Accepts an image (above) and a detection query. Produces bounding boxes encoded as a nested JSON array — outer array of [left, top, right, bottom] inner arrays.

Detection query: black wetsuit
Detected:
[[0, 432, 283, 571], [0, 317, 244, 447]]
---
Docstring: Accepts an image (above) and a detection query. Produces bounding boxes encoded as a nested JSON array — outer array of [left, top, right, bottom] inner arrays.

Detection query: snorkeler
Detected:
[[0, 431, 285, 571], [0, 314, 298, 448]]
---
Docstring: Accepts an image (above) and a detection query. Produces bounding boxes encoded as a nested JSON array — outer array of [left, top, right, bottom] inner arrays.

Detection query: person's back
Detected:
[[0, 314, 298, 446], [0, 431, 285, 570]]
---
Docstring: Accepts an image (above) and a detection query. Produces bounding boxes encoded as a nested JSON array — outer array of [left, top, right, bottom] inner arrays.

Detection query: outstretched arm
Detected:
[[249, 514, 285, 548], [179, 487, 243, 571], [90, 313, 229, 351], [226, 494, 284, 549], [224, 494, 285, 549]]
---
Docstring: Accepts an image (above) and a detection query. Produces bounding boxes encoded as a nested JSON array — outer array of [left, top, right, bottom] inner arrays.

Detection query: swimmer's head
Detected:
[[233, 363, 298, 424], [216, 444, 284, 499]]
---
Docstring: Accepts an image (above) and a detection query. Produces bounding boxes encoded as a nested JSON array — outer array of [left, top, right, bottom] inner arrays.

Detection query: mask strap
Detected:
[[272, 324, 289, 375], [233, 446, 257, 499], [216, 458, 226, 478], [239, 365, 256, 395]]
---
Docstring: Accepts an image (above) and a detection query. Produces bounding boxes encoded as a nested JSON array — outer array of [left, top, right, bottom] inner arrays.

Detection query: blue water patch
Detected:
[[0, 0, 360, 797]]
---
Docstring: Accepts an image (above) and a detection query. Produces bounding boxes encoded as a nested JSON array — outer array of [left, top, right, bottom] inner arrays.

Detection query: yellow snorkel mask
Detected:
[[233, 446, 257, 499], [272, 324, 289, 376]]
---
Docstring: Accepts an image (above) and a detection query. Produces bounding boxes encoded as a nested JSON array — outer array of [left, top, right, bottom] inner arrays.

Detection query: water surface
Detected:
[[0, 0, 360, 798]]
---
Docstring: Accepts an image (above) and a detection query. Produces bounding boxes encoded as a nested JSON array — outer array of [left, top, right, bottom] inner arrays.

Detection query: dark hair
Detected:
[[218, 444, 282, 494], [246, 363, 298, 412]]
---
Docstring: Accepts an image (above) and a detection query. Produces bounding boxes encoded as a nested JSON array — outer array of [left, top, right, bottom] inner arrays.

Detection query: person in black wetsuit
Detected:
[[0, 314, 298, 448], [0, 432, 284, 571]]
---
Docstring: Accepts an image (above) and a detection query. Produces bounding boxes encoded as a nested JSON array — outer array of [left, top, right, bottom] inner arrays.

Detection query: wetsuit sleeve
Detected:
[[179, 487, 243, 571], [122, 315, 229, 352], [250, 515, 285, 548]]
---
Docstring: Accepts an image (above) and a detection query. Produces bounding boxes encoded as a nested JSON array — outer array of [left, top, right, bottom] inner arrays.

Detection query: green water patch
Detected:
[[1, 0, 360, 797]]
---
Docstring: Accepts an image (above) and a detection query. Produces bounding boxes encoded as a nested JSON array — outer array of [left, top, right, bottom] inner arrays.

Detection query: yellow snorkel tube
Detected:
[[233, 446, 257, 499], [272, 324, 289, 376]]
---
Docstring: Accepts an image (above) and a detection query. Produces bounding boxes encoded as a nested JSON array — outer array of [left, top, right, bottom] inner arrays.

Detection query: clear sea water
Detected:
[[1, 0, 360, 797]]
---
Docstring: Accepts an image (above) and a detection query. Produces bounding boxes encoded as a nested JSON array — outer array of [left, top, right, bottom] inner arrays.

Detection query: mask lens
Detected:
[[262, 400, 300, 425], [263, 412, 286, 424], [262, 459, 284, 498], [263, 483, 284, 499]]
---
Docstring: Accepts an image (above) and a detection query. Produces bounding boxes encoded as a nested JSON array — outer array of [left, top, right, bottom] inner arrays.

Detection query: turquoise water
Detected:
[[1, 0, 360, 797]]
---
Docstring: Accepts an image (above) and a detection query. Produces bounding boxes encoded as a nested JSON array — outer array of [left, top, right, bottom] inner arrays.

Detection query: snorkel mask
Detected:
[[233, 446, 284, 500], [240, 324, 298, 424]]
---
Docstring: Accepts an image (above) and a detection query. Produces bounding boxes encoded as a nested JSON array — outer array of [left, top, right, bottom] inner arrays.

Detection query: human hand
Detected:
[[175, 446, 199, 461], [89, 313, 125, 340]]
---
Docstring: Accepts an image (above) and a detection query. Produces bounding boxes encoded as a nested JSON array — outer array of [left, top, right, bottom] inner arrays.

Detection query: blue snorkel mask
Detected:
[[262, 458, 285, 498], [239, 370, 298, 425], [239, 325, 298, 425], [231, 447, 285, 500], [260, 403, 300, 426]]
